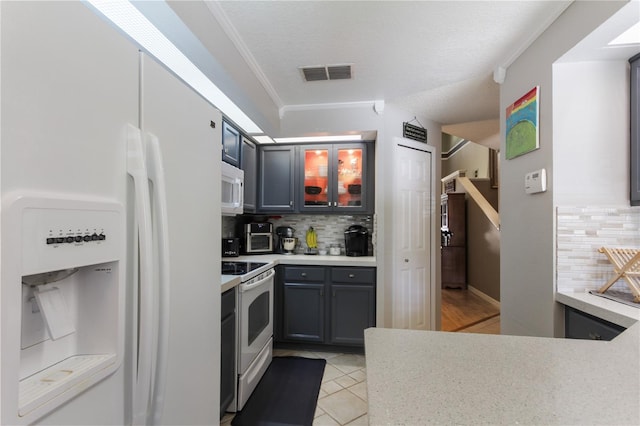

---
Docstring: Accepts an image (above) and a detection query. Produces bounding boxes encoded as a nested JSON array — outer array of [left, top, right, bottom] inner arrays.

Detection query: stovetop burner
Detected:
[[221, 261, 268, 276]]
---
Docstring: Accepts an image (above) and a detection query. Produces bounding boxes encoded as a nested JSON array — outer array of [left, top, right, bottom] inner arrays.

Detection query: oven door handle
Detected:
[[240, 268, 275, 293]]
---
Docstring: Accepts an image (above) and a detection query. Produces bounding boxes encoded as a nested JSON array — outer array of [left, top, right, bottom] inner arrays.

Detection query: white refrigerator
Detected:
[[0, 2, 221, 425]]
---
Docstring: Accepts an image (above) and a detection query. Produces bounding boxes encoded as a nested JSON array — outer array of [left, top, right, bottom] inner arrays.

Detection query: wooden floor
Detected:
[[441, 288, 500, 333]]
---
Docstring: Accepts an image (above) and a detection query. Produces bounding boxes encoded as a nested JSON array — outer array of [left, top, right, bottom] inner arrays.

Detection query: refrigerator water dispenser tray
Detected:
[[19, 353, 116, 416]]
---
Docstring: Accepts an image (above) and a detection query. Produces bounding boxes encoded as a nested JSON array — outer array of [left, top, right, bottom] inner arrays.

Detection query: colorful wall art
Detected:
[[505, 86, 539, 160]]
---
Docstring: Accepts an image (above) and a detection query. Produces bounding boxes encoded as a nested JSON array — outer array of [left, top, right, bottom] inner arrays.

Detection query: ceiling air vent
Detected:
[[300, 64, 353, 82], [301, 66, 328, 81], [327, 65, 351, 80]]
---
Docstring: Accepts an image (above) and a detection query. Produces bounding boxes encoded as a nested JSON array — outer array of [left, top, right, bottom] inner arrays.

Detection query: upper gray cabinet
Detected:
[[299, 143, 374, 214], [258, 145, 296, 212], [631, 53, 639, 206], [257, 142, 375, 214], [222, 120, 241, 167], [241, 136, 257, 212]]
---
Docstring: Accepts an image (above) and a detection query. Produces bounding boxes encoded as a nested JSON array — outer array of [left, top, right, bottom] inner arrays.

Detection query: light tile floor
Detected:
[[221, 317, 500, 426]]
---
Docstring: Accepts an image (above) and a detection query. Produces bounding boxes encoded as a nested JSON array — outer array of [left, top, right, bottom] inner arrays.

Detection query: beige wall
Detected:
[[442, 140, 491, 179], [466, 179, 500, 301]]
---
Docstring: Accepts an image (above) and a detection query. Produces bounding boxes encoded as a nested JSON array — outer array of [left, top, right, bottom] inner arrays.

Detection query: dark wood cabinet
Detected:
[[441, 193, 466, 289], [276, 265, 376, 348], [220, 288, 236, 416]]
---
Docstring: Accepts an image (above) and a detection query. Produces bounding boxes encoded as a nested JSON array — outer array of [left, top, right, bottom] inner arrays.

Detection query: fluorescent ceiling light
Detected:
[[273, 135, 363, 143], [609, 21, 640, 46], [253, 135, 276, 144], [87, 0, 262, 134]]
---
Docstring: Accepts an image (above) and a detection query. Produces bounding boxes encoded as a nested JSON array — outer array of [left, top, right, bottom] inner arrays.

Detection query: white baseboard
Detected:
[[468, 285, 501, 309]]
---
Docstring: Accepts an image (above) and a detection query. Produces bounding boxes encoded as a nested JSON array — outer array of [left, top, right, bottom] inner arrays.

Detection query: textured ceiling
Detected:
[[206, 0, 572, 132]]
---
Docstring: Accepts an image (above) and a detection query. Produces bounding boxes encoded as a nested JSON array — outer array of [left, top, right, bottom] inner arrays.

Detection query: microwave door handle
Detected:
[[234, 178, 243, 207], [239, 268, 275, 292]]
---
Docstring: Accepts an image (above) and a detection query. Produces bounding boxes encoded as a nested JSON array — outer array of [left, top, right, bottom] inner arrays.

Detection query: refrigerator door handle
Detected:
[[144, 132, 171, 425], [127, 124, 155, 426]]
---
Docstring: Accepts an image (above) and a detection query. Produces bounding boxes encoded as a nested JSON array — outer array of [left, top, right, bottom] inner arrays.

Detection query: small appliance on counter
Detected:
[[222, 238, 240, 257], [345, 225, 369, 256], [242, 222, 273, 254], [275, 226, 296, 254]]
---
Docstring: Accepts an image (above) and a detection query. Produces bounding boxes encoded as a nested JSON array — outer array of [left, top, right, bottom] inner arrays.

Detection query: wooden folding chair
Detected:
[[597, 247, 640, 303]]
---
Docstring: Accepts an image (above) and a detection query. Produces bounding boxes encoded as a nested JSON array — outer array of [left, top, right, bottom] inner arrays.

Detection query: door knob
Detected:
[[404, 258, 409, 263]]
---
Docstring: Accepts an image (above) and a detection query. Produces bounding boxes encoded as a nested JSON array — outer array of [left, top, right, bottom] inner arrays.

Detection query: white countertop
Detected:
[[233, 253, 377, 267], [556, 290, 640, 328], [220, 254, 376, 293], [365, 322, 640, 425]]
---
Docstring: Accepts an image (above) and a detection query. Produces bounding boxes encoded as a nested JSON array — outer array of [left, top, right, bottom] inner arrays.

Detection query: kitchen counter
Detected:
[[365, 318, 640, 424], [234, 253, 376, 267], [556, 290, 639, 328], [220, 254, 376, 292]]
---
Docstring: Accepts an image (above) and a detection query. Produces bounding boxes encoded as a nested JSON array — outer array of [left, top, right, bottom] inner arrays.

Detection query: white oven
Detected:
[[233, 266, 274, 411]]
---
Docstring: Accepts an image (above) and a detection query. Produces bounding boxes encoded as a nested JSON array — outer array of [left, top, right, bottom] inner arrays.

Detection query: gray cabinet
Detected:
[[330, 267, 376, 345], [299, 143, 374, 214], [222, 121, 241, 167], [564, 306, 625, 341], [631, 53, 640, 206], [276, 265, 375, 348], [241, 136, 257, 212], [220, 288, 236, 415], [258, 145, 296, 212]]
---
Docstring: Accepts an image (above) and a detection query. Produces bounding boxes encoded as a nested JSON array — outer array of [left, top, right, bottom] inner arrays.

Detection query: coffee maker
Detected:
[[344, 225, 369, 256], [275, 226, 296, 254]]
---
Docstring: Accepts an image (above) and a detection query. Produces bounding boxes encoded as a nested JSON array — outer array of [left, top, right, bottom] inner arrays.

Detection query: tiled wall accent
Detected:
[[222, 214, 375, 254], [556, 206, 640, 293]]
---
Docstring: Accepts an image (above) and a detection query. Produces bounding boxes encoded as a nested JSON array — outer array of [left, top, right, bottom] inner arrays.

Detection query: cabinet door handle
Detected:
[[588, 332, 602, 340], [349, 274, 355, 278], [290, 201, 293, 206], [301, 272, 307, 277], [320, 289, 324, 297], [332, 290, 336, 297]]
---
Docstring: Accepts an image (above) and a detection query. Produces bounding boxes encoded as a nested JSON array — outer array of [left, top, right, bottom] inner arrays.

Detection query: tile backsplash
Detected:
[[556, 206, 640, 293], [222, 214, 375, 254]]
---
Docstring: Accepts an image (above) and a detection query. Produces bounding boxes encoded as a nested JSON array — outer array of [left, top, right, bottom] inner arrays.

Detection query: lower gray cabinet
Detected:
[[220, 288, 236, 416], [564, 306, 625, 341], [276, 265, 375, 348], [283, 283, 325, 342]]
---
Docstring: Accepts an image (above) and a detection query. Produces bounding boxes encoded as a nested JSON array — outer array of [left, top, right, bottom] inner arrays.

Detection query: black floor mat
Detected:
[[232, 356, 326, 426]]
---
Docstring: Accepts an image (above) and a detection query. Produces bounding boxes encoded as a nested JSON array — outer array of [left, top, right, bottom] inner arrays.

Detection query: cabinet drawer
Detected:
[[221, 288, 235, 320], [331, 267, 375, 284], [565, 306, 625, 341], [284, 266, 326, 282]]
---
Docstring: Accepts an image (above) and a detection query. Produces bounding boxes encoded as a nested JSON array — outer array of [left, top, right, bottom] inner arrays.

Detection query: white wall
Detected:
[[553, 60, 629, 204], [500, 0, 627, 337]]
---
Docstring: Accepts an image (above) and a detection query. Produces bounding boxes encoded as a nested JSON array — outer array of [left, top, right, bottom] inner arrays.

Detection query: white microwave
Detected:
[[221, 161, 244, 216]]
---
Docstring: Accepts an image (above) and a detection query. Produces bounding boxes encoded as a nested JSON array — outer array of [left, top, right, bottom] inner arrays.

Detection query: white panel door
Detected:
[[140, 54, 222, 425], [392, 139, 435, 330]]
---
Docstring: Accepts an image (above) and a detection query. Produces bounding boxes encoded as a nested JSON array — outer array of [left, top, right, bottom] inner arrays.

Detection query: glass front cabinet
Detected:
[[299, 143, 371, 213]]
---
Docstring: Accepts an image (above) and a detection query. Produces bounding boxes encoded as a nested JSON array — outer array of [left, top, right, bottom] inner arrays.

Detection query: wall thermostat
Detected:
[[525, 168, 547, 194]]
